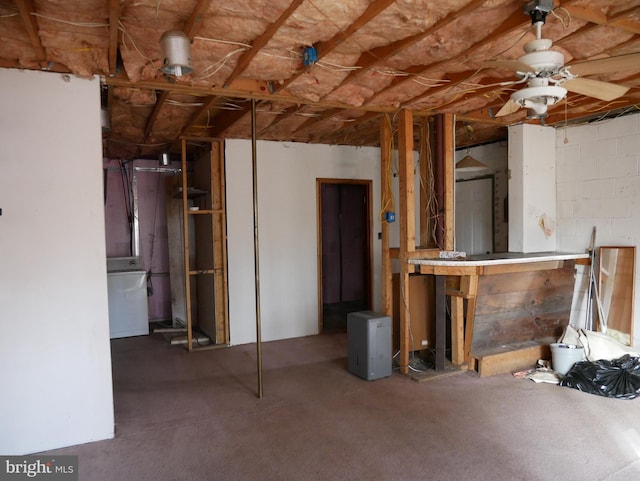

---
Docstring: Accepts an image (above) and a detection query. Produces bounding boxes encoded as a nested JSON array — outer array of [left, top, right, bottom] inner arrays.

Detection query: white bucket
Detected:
[[550, 343, 585, 376]]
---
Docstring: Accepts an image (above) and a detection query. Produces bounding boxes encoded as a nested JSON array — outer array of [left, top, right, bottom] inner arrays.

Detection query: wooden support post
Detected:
[[419, 118, 429, 247], [463, 275, 479, 369], [450, 295, 464, 367], [442, 113, 455, 251], [180, 138, 193, 351], [210, 141, 229, 344], [398, 110, 415, 374], [434, 275, 446, 371], [380, 116, 393, 317]]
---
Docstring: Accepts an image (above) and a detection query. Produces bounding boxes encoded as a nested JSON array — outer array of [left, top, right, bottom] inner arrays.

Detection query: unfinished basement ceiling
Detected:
[[1, 0, 639, 159]]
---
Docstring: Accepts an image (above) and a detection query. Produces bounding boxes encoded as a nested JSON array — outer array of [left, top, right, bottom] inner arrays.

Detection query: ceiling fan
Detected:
[[489, 0, 640, 119]]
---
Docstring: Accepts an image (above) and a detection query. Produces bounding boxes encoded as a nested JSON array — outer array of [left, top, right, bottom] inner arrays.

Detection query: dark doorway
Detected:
[[318, 180, 372, 333]]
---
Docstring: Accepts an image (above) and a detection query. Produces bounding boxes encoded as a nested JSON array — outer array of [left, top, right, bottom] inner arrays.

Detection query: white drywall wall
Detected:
[[508, 123, 557, 252], [0, 69, 114, 453], [555, 113, 640, 346], [226, 140, 381, 345]]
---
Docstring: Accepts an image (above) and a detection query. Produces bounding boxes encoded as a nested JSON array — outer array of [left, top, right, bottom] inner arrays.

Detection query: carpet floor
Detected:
[[41, 332, 640, 481]]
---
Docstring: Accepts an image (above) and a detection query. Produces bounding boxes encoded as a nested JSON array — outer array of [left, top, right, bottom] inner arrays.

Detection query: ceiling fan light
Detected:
[[525, 107, 547, 119], [511, 84, 567, 114], [523, 99, 548, 116], [160, 30, 192, 77], [456, 154, 489, 172]]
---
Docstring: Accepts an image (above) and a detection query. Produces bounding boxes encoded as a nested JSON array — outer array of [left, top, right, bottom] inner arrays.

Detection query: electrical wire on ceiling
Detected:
[[119, 21, 155, 64], [30, 12, 109, 27]]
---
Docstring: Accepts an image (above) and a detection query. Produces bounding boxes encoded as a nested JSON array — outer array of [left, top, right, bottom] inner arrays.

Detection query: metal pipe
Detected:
[[132, 169, 140, 257], [251, 98, 264, 398]]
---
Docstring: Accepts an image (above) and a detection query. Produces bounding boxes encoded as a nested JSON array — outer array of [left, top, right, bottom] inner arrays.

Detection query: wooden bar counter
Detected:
[[408, 252, 589, 377]]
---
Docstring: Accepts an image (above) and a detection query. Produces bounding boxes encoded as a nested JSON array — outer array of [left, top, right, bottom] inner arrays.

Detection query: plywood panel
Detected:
[[392, 274, 435, 352]]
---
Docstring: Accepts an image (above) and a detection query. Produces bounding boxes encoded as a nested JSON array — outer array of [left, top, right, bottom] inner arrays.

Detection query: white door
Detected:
[[455, 177, 493, 254]]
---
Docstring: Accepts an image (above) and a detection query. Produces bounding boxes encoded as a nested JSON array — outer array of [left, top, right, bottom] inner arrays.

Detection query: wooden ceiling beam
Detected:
[[108, 0, 120, 76], [258, 104, 302, 135], [556, 7, 640, 47], [291, 108, 342, 135], [142, 91, 170, 143], [545, 91, 640, 126], [134, 90, 170, 158], [564, 5, 640, 36], [318, 113, 383, 145], [224, 0, 305, 87], [180, 95, 225, 136], [390, 69, 484, 108], [326, 0, 488, 95], [368, 9, 530, 107], [208, 101, 252, 137], [370, 0, 583, 109], [14, 0, 46, 63], [274, 0, 395, 93], [184, 0, 212, 39], [428, 77, 515, 113], [105, 75, 397, 114]]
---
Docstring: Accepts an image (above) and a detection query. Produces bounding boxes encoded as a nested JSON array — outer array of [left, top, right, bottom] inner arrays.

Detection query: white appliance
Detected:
[[107, 270, 149, 339]]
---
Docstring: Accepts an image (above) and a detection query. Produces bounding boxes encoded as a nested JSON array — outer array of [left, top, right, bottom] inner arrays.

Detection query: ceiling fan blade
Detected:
[[563, 78, 630, 102], [485, 59, 535, 74], [495, 98, 521, 117], [568, 52, 640, 77]]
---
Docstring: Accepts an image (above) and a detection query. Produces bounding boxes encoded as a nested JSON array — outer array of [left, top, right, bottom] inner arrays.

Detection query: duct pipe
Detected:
[[251, 98, 264, 398]]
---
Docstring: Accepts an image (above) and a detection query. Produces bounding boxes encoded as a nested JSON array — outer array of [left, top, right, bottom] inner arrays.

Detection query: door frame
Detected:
[[316, 178, 373, 333], [455, 174, 496, 253]]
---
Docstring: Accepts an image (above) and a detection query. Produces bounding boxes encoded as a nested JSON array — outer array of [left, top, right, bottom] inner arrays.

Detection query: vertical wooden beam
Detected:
[[443, 113, 455, 251], [463, 275, 479, 370], [181, 138, 193, 351], [398, 109, 415, 374], [419, 118, 429, 247], [380, 116, 392, 317], [108, 0, 120, 76], [450, 295, 464, 367], [211, 140, 229, 344], [434, 275, 446, 371]]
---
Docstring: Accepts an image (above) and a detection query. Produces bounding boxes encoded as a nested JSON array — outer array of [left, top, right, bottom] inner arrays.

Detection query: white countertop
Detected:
[[409, 251, 589, 267]]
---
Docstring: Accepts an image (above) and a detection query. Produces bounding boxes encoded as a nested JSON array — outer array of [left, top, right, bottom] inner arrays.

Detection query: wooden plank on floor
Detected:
[[476, 343, 551, 377]]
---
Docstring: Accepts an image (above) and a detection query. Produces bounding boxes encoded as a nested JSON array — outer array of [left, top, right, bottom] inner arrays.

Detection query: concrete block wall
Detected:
[[555, 113, 640, 346]]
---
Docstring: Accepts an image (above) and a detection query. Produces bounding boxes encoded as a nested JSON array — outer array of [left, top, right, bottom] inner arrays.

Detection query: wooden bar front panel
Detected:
[[470, 260, 576, 357]]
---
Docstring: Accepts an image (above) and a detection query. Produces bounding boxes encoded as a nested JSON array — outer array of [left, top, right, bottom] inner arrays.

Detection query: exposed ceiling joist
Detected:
[[273, 0, 396, 93], [184, 0, 212, 39], [258, 104, 301, 135], [372, 5, 532, 108], [208, 101, 252, 137], [555, 7, 640, 47], [14, 0, 45, 63], [108, 0, 120, 76], [180, 95, 225, 136], [291, 107, 342, 135], [327, 0, 488, 95], [564, 5, 640, 35], [224, 0, 305, 87], [3, 0, 636, 159]]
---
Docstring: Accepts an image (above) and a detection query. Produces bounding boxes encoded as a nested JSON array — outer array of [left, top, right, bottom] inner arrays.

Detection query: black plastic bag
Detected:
[[559, 355, 640, 400]]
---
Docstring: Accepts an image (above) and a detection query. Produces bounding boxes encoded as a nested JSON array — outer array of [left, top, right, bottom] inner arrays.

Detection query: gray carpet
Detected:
[[41, 333, 640, 481]]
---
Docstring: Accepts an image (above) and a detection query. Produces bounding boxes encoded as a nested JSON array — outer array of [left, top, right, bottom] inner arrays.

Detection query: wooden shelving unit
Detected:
[[167, 139, 229, 351]]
